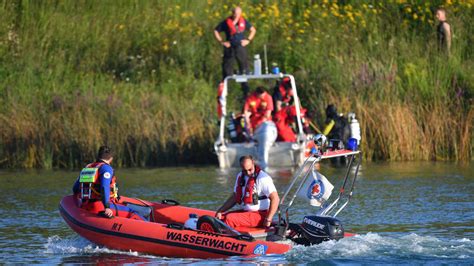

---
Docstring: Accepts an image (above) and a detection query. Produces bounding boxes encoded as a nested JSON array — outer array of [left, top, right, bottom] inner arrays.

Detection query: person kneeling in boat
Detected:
[[215, 155, 279, 229], [72, 146, 145, 220], [244, 86, 277, 170]]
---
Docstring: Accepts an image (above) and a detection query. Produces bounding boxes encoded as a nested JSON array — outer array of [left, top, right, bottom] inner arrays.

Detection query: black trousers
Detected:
[[222, 45, 249, 97]]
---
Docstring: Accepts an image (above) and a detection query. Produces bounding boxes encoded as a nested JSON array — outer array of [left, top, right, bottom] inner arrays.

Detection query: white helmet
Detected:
[[313, 134, 327, 148]]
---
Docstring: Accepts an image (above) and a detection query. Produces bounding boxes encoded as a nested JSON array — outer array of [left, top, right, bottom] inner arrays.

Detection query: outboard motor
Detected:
[[289, 215, 344, 245]]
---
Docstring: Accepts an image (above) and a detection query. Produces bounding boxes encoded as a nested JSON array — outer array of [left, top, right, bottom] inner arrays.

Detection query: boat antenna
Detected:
[[264, 44, 269, 74]]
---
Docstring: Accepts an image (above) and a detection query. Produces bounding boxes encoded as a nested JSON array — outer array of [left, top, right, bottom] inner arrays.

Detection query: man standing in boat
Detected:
[[244, 86, 277, 169], [214, 6, 256, 99], [216, 155, 279, 228], [72, 146, 144, 220]]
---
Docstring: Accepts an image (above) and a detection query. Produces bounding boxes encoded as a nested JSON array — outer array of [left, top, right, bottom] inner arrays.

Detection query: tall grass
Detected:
[[0, 0, 472, 168]]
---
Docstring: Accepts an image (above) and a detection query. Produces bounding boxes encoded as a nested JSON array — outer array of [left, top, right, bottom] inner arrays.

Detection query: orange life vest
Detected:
[[226, 16, 246, 36], [78, 162, 118, 200]]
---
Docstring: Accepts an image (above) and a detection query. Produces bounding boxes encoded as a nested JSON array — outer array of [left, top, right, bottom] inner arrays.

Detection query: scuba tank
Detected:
[[348, 112, 361, 144], [227, 112, 238, 143]]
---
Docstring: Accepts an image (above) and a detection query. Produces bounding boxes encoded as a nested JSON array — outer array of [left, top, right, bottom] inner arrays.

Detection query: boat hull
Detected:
[[215, 141, 307, 168], [59, 195, 291, 258]]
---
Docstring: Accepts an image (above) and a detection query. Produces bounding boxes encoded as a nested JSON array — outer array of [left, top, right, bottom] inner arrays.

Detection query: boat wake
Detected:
[[285, 233, 473, 263], [44, 235, 155, 258], [44, 233, 473, 264]]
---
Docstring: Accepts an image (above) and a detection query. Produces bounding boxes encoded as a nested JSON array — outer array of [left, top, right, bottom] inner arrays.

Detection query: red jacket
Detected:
[[244, 92, 274, 130]]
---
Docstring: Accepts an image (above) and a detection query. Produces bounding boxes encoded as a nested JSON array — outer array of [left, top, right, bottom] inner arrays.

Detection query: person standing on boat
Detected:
[[435, 8, 452, 54], [72, 146, 144, 220], [216, 155, 279, 228], [244, 86, 277, 169], [214, 6, 256, 99]]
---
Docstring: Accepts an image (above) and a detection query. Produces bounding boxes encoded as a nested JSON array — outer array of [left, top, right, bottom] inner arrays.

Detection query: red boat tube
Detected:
[[59, 195, 291, 258]]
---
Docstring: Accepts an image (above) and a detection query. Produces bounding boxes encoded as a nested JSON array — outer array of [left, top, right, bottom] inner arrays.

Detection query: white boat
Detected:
[[214, 73, 311, 169]]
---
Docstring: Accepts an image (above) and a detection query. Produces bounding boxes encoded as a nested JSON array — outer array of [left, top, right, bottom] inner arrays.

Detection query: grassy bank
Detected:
[[0, 0, 472, 168]]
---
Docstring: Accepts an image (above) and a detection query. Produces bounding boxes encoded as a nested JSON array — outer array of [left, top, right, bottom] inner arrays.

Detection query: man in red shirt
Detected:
[[244, 87, 273, 133], [243, 87, 277, 169]]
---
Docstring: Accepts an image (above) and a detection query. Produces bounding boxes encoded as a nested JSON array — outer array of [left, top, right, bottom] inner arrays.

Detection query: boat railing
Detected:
[[217, 73, 304, 146], [277, 149, 362, 227]]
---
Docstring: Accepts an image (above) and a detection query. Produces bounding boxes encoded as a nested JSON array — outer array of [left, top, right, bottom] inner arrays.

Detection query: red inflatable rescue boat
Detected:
[[60, 147, 361, 258], [59, 195, 291, 258]]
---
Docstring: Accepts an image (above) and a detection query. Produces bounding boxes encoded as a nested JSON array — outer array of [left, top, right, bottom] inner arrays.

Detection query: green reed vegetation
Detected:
[[0, 0, 472, 168]]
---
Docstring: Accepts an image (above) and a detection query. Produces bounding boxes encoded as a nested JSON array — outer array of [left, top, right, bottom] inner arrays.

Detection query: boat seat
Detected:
[[234, 226, 274, 239]]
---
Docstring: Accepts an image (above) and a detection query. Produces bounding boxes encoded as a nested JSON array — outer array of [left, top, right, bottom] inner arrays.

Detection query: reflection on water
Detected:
[[0, 162, 472, 264]]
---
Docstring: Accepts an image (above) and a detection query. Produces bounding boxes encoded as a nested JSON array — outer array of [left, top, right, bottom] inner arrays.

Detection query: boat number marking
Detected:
[[111, 223, 123, 231]]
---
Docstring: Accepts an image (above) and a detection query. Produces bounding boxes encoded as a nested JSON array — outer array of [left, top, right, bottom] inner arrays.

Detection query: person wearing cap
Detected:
[[73, 146, 144, 220], [214, 6, 256, 98], [216, 155, 279, 228]]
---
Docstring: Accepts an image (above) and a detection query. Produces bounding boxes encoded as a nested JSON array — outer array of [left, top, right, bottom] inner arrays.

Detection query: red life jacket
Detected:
[[79, 162, 118, 200], [278, 86, 293, 104], [274, 108, 297, 142], [278, 78, 293, 104], [226, 16, 246, 36], [217, 82, 225, 119], [245, 92, 274, 130], [235, 165, 262, 204]]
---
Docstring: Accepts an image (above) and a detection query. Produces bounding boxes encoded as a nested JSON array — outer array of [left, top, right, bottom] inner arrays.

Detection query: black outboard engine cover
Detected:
[[300, 215, 344, 245]]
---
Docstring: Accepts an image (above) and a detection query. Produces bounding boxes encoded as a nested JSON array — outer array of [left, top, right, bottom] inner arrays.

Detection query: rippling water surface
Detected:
[[0, 162, 472, 264]]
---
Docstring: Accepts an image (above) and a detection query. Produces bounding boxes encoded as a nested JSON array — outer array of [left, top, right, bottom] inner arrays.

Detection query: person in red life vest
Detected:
[[215, 155, 279, 228], [244, 86, 274, 136], [272, 77, 294, 113], [72, 146, 145, 220], [214, 6, 256, 99], [272, 77, 296, 142], [274, 105, 311, 142], [244, 86, 277, 169], [273, 107, 297, 142]]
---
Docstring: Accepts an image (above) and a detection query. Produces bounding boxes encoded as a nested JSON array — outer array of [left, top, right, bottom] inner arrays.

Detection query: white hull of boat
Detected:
[[215, 141, 308, 168]]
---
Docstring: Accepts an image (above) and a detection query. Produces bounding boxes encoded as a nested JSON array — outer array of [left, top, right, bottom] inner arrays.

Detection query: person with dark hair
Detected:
[[272, 77, 294, 113], [73, 146, 144, 220], [215, 155, 279, 228], [435, 8, 452, 54], [214, 6, 256, 98], [323, 104, 351, 144], [272, 77, 311, 142]]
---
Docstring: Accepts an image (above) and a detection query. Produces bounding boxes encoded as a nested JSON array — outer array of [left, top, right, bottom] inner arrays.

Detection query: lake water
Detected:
[[0, 162, 472, 264]]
